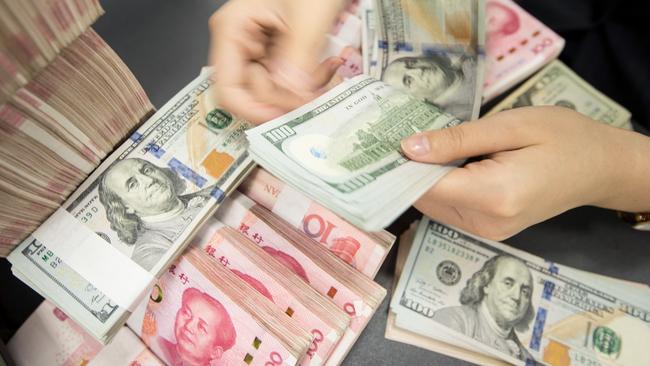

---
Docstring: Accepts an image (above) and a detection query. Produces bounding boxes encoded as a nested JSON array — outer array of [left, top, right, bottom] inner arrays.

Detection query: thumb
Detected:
[[400, 112, 538, 164]]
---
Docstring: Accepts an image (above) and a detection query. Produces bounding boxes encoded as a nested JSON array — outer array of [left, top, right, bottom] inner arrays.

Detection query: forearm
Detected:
[[594, 128, 650, 212]]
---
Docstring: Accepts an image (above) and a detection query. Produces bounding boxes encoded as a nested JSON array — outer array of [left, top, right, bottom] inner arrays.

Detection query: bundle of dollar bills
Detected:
[[7, 69, 255, 342], [388, 218, 650, 365], [246, 75, 462, 231]]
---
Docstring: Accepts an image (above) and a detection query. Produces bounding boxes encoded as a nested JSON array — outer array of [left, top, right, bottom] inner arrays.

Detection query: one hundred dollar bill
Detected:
[[487, 60, 633, 129], [8, 70, 255, 342], [374, 0, 486, 121], [246, 75, 461, 231], [391, 218, 650, 365]]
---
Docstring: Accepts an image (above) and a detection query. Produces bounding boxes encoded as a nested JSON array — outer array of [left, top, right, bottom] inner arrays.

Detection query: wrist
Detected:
[[592, 128, 650, 212]]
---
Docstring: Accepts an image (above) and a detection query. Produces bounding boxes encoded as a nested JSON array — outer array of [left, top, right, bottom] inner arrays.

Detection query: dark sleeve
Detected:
[[518, 0, 650, 129]]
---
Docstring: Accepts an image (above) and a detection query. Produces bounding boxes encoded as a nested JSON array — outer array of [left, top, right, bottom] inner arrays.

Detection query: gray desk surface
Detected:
[[5, 1, 649, 365]]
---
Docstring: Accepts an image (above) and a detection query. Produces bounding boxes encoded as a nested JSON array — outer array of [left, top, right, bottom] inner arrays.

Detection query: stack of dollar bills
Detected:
[[8, 69, 255, 343], [387, 218, 650, 365], [246, 75, 463, 231]]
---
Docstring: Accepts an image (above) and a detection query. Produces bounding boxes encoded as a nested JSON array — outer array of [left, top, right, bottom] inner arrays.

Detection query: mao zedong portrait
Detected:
[[98, 158, 213, 270], [432, 255, 536, 361], [158, 287, 237, 366]]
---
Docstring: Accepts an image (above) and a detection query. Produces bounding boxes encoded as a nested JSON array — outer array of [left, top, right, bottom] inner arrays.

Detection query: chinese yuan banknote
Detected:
[[191, 218, 349, 366], [238, 167, 395, 278], [7, 301, 163, 366], [215, 192, 386, 365], [129, 248, 311, 366], [482, 0, 565, 102]]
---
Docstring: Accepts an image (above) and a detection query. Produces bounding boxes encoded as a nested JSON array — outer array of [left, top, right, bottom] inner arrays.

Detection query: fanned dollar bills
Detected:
[[389, 218, 650, 365], [7, 70, 254, 343], [488, 60, 633, 130], [246, 75, 461, 231], [374, 0, 486, 121]]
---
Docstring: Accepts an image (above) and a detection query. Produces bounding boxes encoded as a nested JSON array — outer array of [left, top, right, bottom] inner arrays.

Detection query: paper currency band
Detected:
[[32, 209, 156, 312], [617, 211, 650, 231]]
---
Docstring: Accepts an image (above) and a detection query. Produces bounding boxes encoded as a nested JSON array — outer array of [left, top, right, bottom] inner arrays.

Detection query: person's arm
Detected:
[[400, 106, 650, 240], [208, 0, 346, 124]]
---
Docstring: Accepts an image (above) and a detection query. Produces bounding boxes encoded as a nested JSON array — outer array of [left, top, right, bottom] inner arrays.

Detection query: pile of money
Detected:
[[0, 0, 103, 99], [238, 167, 395, 278], [388, 218, 650, 365], [0, 29, 155, 254], [246, 75, 462, 231], [7, 69, 255, 342], [7, 300, 164, 366]]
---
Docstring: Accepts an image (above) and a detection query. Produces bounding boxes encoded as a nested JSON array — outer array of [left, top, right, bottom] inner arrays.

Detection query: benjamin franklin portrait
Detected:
[[98, 157, 214, 271], [432, 255, 536, 361], [382, 53, 478, 120]]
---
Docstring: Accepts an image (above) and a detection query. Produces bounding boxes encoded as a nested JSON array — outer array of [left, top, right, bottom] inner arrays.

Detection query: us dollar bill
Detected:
[[391, 218, 650, 365], [8, 69, 254, 342], [246, 75, 461, 231], [487, 60, 633, 129], [374, 0, 486, 121]]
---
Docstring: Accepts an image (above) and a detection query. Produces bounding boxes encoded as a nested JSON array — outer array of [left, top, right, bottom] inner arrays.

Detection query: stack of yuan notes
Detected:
[[0, 16, 154, 254], [0, 0, 103, 98], [215, 191, 387, 364], [128, 248, 313, 366], [7, 69, 255, 342], [8, 301, 163, 366], [238, 167, 395, 278]]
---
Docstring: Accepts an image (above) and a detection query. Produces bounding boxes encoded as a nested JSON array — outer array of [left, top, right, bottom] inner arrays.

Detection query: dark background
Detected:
[[2, 0, 649, 365]]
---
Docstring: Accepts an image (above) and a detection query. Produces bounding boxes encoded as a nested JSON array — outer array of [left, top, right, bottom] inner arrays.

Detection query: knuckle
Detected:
[[485, 185, 524, 219], [427, 127, 466, 161]]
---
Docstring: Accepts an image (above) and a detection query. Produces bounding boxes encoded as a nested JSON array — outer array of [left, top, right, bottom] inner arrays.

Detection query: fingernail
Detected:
[[401, 134, 430, 156]]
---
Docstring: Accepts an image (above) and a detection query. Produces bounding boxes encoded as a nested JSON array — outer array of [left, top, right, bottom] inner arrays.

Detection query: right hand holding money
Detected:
[[208, 0, 347, 123], [400, 106, 650, 240]]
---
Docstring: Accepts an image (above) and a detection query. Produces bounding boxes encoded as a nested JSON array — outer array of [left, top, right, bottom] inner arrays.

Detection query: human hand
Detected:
[[208, 0, 346, 123], [400, 106, 650, 240]]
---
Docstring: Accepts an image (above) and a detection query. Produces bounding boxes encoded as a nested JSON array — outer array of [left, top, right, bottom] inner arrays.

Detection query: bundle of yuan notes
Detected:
[[0, 0, 104, 99], [7, 69, 255, 342], [8, 300, 164, 366], [238, 167, 395, 278], [124, 204, 387, 365], [213, 191, 388, 364], [0, 28, 154, 255], [387, 218, 650, 366]]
